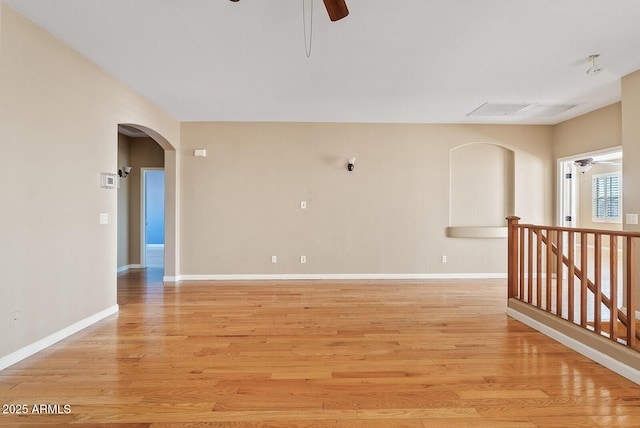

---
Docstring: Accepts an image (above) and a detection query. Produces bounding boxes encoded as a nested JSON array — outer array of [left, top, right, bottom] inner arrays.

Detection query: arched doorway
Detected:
[[117, 124, 178, 281]]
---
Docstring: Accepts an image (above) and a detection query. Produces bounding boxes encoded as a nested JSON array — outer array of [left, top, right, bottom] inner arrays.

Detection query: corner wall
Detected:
[[622, 70, 640, 309], [0, 2, 180, 364]]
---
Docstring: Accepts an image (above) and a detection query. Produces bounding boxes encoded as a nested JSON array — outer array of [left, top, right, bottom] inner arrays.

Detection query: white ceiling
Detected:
[[6, 0, 640, 124]]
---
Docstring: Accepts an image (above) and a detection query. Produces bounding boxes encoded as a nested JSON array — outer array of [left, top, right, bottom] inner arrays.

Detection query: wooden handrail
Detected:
[[507, 217, 640, 350], [515, 223, 640, 239]]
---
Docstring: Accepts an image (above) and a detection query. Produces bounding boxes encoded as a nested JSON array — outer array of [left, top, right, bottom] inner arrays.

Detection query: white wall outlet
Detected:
[[441, 255, 447, 263], [626, 213, 639, 225], [99, 213, 109, 224], [300, 201, 307, 209], [271, 255, 277, 263], [300, 255, 306, 264]]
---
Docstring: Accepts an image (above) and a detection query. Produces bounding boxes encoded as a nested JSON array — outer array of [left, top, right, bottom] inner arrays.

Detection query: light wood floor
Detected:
[[1, 271, 640, 427]]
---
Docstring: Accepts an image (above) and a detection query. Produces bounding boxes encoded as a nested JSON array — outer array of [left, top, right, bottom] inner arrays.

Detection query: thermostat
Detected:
[[100, 173, 117, 189]]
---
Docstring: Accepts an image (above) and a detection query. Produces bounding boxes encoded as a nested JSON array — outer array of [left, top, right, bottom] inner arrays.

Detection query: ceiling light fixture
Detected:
[[574, 158, 593, 174], [586, 54, 602, 76]]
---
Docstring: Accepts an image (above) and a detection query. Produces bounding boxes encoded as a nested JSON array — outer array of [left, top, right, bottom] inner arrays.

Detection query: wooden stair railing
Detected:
[[507, 216, 640, 351]]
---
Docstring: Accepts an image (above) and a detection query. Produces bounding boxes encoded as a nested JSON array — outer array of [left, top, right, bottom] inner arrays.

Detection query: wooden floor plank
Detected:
[[0, 269, 639, 426]]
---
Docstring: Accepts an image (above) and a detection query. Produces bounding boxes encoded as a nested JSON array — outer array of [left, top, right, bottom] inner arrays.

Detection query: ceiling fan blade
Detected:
[[323, 0, 349, 21]]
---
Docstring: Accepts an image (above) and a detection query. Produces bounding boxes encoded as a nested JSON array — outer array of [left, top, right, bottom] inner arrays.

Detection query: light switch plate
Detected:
[[626, 213, 639, 225], [99, 213, 109, 224]]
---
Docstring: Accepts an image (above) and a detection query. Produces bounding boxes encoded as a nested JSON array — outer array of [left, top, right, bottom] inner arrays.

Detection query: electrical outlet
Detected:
[[271, 255, 277, 263], [441, 255, 447, 263], [300, 255, 307, 264]]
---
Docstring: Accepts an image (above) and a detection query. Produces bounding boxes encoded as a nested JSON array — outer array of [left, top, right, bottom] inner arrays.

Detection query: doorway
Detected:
[[141, 168, 165, 269], [117, 123, 176, 282], [557, 147, 623, 230]]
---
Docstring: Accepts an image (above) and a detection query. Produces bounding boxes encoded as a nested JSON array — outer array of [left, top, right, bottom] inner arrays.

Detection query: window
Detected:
[[592, 172, 621, 222]]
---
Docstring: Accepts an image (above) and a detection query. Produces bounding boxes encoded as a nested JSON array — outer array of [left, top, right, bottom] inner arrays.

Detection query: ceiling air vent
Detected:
[[467, 102, 577, 118]]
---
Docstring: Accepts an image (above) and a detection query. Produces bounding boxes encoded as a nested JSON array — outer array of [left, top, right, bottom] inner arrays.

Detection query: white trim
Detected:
[[0, 305, 119, 372], [172, 273, 507, 282], [507, 307, 640, 385], [117, 264, 143, 273]]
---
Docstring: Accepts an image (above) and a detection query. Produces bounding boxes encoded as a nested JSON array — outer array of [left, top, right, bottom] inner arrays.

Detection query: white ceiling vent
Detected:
[[467, 102, 577, 118]]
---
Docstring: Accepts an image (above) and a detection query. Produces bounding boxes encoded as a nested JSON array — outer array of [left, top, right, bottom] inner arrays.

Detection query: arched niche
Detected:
[[447, 143, 514, 238]]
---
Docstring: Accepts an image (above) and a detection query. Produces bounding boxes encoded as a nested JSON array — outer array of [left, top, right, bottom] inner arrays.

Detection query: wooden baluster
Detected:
[[627, 237, 637, 348], [520, 227, 525, 301], [506, 216, 520, 299], [546, 229, 553, 312], [594, 233, 602, 334], [568, 231, 575, 324], [528, 228, 533, 305], [536, 228, 542, 309], [556, 230, 564, 317], [580, 232, 588, 328], [610, 235, 618, 342]]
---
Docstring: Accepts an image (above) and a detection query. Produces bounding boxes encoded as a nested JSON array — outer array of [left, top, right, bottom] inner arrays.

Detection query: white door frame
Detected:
[[140, 167, 165, 269], [556, 146, 623, 228]]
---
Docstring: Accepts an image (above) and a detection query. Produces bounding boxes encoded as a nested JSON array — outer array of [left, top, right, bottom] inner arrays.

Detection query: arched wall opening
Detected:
[[117, 123, 178, 280]]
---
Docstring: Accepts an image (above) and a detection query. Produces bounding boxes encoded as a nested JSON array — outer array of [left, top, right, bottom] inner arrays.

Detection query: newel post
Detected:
[[506, 216, 521, 299]]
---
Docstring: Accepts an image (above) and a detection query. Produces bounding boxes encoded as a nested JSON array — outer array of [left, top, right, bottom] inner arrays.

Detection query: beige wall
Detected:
[[180, 122, 553, 276], [0, 3, 180, 360], [117, 134, 131, 267], [450, 143, 514, 227], [553, 103, 622, 160]]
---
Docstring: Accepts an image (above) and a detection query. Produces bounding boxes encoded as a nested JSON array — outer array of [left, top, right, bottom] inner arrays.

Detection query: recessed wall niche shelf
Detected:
[[448, 143, 514, 239]]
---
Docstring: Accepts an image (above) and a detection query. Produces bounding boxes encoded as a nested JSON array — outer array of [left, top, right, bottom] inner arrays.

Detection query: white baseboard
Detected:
[[0, 305, 119, 372], [117, 264, 143, 273], [507, 307, 640, 385], [167, 273, 507, 282]]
